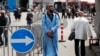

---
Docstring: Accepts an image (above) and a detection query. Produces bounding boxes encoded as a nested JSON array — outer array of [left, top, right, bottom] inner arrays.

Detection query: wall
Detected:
[[94, 0, 100, 38]]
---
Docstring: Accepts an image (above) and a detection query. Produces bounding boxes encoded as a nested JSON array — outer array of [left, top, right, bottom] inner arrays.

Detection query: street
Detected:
[[0, 12, 97, 56]]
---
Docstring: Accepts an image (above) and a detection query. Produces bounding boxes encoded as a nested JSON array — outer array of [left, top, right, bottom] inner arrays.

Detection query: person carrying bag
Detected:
[[68, 30, 75, 41]]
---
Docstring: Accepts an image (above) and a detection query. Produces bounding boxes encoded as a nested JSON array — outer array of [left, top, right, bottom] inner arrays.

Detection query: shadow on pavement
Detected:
[[86, 46, 96, 56]]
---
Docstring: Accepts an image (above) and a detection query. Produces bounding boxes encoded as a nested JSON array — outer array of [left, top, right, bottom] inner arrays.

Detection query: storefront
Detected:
[[7, 0, 34, 11], [17, 0, 29, 11], [7, 0, 55, 11], [0, 0, 7, 9], [7, 0, 16, 11], [0, 0, 6, 4]]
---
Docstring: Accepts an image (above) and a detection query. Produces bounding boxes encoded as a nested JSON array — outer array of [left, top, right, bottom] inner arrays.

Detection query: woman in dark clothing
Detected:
[[13, 8, 21, 21], [61, 3, 66, 19], [17, 8, 21, 20], [0, 10, 8, 46], [14, 9, 18, 20], [26, 9, 33, 26]]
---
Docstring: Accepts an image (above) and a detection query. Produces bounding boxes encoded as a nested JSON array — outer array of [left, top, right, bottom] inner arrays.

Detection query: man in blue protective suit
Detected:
[[42, 3, 60, 56]]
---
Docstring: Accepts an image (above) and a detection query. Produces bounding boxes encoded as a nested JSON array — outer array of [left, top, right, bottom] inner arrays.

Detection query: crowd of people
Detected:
[[0, 5, 42, 47], [42, 4, 96, 56], [61, 5, 96, 19], [0, 3, 97, 56]]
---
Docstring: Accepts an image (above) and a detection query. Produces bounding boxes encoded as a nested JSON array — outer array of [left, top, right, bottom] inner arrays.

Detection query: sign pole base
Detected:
[[59, 40, 66, 42]]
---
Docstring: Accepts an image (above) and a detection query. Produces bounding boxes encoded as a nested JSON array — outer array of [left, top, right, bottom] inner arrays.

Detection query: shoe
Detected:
[[5, 44, 8, 47], [0, 43, 3, 46]]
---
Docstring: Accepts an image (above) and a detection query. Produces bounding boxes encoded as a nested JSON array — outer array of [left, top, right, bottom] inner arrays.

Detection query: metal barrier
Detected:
[[0, 25, 43, 56]]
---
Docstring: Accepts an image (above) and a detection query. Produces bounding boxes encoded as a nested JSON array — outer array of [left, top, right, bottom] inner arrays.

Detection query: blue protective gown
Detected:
[[42, 13, 59, 56]]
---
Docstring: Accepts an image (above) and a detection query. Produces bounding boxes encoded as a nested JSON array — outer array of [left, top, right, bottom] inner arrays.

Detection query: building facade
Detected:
[[7, 0, 34, 11], [95, 0, 100, 39], [0, 0, 7, 9], [7, 0, 54, 11]]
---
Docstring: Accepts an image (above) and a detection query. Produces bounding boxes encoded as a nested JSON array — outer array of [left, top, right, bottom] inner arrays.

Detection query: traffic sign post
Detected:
[[11, 28, 35, 53]]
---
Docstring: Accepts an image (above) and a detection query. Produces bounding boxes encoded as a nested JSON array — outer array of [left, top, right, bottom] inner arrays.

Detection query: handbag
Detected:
[[89, 39, 99, 49], [68, 31, 75, 41]]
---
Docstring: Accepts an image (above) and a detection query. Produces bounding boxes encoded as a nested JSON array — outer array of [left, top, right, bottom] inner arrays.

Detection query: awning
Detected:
[[55, 0, 95, 4], [80, 0, 95, 4], [87, 0, 95, 4]]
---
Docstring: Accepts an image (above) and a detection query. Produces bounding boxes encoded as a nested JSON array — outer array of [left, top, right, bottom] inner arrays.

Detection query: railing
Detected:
[[0, 25, 43, 56]]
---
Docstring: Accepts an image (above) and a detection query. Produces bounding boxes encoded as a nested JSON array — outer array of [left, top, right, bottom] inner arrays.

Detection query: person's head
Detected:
[[33, 7, 38, 13], [27, 9, 31, 12], [46, 3, 54, 13], [18, 8, 21, 10], [77, 11, 84, 17], [1, 10, 6, 16]]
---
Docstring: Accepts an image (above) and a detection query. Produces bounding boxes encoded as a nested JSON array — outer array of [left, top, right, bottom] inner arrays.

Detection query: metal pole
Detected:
[[66, 0, 68, 8], [16, 26, 26, 56], [77, 0, 81, 9], [29, 0, 34, 9]]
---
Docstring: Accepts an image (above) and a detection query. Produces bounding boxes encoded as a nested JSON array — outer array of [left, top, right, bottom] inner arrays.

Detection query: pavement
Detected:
[[92, 46, 100, 56], [0, 12, 97, 56]]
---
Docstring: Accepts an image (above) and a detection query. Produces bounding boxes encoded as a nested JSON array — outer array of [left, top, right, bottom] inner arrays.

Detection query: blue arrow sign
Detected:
[[11, 28, 35, 53]]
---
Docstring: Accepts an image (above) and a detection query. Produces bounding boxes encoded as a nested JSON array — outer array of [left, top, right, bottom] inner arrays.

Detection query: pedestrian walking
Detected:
[[61, 3, 66, 19], [67, 6, 71, 19], [71, 6, 76, 19], [90, 6, 96, 17], [26, 9, 33, 26], [3, 10, 10, 46], [13, 8, 21, 21], [32, 7, 39, 22], [13, 9, 17, 20], [5, 9, 11, 24], [0, 10, 8, 46], [42, 4, 59, 56], [71, 11, 93, 56], [16, 8, 21, 20]]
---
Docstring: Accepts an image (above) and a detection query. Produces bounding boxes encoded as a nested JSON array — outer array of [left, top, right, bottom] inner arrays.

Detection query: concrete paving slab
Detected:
[[96, 53, 100, 56], [0, 12, 97, 56], [92, 46, 100, 53]]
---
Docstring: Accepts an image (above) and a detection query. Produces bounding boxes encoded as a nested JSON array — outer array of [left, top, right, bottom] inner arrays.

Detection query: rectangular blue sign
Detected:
[[7, 0, 16, 12]]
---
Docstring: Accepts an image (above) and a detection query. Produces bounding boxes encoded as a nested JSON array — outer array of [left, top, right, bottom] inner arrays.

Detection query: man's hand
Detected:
[[47, 30, 53, 38]]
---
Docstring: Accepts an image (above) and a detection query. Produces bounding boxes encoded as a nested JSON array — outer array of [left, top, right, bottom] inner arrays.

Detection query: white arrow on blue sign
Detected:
[[11, 28, 35, 53]]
